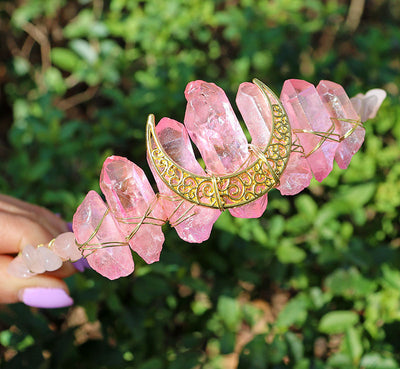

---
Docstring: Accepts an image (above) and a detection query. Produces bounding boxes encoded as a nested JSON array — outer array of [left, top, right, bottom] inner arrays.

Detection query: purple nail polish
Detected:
[[73, 257, 91, 272], [67, 222, 73, 232], [19, 287, 73, 308]]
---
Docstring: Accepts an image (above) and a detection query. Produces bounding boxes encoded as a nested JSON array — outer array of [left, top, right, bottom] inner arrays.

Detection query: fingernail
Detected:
[[73, 258, 91, 272], [19, 287, 73, 308], [55, 213, 61, 218], [67, 222, 73, 232]]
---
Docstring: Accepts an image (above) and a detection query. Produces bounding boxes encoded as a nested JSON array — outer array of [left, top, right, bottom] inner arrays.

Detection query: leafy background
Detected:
[[0, 0, 400, 368]]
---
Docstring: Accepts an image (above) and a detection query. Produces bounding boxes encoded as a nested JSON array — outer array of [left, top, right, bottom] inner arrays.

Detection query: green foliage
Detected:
[[1, 0, 400, 368]]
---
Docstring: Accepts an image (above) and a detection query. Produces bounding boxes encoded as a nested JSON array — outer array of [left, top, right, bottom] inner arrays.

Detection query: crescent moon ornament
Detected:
[[146, 79, 292, 211]]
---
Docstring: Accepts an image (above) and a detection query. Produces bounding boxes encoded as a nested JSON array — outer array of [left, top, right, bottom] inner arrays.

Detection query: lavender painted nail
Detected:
[[67, 222, 73, 232], [19, 287, 73, 308], [73, 257, 91, 272]]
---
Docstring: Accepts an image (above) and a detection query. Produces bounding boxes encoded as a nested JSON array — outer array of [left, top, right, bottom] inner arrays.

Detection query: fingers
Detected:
[[0, 195, 77, 308], [0, 211, 57, 254], [0, 194, 69, 254], [0, 255, 73, 308], [0, 195, 68, 244]]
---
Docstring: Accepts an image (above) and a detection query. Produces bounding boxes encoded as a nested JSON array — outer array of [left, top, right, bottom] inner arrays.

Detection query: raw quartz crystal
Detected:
[[277, 144, 313, 196], [53, 232, 82, 262], [73, 190, 134, 280], [280, 79, 339, 182], [184, 80, 268, 218], [100, 156, 166, 264], [148, 117, 221, 242], [236, 82, 272, 150], [8, 254, 38, 278], [350, 88, 387, 122], [7, 233, 81, 278], [22, 244, 59, 273], [317, 80, 364, 169]]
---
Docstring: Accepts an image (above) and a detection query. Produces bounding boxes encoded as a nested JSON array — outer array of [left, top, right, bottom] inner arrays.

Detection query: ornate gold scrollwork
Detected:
[[146, 79, 292, 210]]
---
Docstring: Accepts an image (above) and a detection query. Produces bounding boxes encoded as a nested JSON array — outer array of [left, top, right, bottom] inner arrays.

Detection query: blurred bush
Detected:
[[0, 0, 399, 368]]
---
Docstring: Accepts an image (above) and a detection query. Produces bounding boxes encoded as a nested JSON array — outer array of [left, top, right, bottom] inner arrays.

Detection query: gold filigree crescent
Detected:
[[146, 79, 292, 211]]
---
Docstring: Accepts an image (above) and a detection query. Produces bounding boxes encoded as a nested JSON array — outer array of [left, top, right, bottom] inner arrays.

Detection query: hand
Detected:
[[0, 194, 76, 308]]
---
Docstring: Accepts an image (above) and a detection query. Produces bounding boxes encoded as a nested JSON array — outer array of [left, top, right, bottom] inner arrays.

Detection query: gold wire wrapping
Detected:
[[146, 79, 292, 210], [75, 81, 363, 254], [74, 194, 197, 256], [292, 117, 363, 157]]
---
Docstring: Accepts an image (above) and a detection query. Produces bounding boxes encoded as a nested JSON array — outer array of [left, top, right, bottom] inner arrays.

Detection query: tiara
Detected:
[[8, 79, 386, 280]]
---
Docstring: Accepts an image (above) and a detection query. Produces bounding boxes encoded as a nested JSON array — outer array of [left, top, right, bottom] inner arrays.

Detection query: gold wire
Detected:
[[76, 82, 362, 256], [293, 117, 362, 158], [146, 78, 292, 210]]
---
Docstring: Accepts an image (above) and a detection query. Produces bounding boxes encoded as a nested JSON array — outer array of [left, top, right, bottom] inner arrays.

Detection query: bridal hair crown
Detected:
[[8, 78, 386, 280]]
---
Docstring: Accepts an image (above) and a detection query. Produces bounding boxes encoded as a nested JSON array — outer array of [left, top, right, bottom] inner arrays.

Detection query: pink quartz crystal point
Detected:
[[100, 156, 166, 264], [317, 80, 365, 169], [237, 82, 311, 196], [73, 190, 134, 280], [277, 146, 313, 196], [184, 80, 249, 174], [148, 117, 220, 243], [229, 81, 273, 217], [53, 232, 82, 262], [280, 79, 338, 182], [184, 80, 267, 218], [236, 82, 272, 150]]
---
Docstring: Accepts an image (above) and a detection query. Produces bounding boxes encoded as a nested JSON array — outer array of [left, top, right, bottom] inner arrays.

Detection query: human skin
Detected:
[[0, 194, 75, 305]]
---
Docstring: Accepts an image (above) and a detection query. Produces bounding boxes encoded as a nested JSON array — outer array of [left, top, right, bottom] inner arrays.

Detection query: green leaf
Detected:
[[51, 48, 81, 72], [220, 331, 235, 354], [276, 241, 307, 264], [295, 194, 317, 219], [238, 335, 269, 369], [343, 327, 363, 364], [360, 353, 399, 369], [44, 67, 67, 95], [285, 331, 304, 362], [217, 296, 242, 331], [138, 358, 163, 369], [381, 264, 400, 290], [327, 352, 353, 368], [276, 294, 308, 329], [318, 311, 359, 334], [70, 39, 98, 64], [324, 267, 376, 299]]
